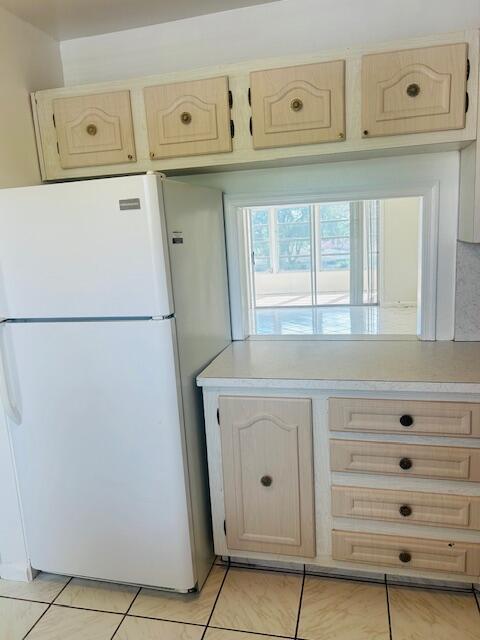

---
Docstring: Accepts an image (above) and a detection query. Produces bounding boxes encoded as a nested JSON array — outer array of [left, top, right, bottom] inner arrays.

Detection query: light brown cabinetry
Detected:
[[249, 60, 345, 149], [219, 395, 315, 557], [332, 530, 480, 575], [362, 43, 468, 138], [329, 397, 480, 437], [53, 90, 136, 169], [332, 486, 480, 530], [330, 440, 480, 481], [144, 76, 232, 159]]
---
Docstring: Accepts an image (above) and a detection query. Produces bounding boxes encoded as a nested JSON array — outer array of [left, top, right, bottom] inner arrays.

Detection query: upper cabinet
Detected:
[[53, 90, 136, 169], [249, 60, 345, 149], [144, 76, 232, 159], [362, 43, 468, 138]]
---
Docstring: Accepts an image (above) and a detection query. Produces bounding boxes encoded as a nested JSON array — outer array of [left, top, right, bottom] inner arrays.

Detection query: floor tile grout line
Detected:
[[125, 613, 205, 626], [109, 585, 142, 640], [207, 625, 294, 639], [293, 565, 306, 640], [474, 589, 480, 615], [201, 564, 230, 640], [384, 575, 393, 640], [23, 576, 73, 639]]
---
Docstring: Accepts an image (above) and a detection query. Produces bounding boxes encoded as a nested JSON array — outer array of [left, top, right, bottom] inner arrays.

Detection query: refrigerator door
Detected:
[[3, 318, 196, 590], [0, 175, 172, 319]]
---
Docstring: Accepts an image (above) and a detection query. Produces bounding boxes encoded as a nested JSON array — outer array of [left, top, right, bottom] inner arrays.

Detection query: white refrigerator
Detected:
[[0, 174, 231, 591]]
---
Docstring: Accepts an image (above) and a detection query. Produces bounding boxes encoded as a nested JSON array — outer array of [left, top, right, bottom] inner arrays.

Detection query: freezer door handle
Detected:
[[0, 324, 21, 425]]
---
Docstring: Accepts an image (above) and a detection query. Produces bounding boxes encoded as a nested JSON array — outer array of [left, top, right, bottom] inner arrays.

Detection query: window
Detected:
[[240, 197, 419, 336]]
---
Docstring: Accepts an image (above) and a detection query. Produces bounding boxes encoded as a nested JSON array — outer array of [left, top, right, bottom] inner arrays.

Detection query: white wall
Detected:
[[59, 0, 480, 85], [0, 6, 63, 580], [381, 197, 420, 306]]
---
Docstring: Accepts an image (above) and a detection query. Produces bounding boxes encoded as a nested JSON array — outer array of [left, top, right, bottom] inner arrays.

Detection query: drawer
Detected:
[[332, 530, 480, 576], [362, 42, 468, 138], [144, 76, 232, 159], [332, 486, 480, 530], [250, 60, 345, 149], [329, 397, 480, 437], [330, 440, 480, 482], [53, 90, 136, 169]]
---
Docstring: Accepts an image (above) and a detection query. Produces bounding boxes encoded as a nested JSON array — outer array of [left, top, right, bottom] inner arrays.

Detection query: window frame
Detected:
[[223, 154, 458, 341]]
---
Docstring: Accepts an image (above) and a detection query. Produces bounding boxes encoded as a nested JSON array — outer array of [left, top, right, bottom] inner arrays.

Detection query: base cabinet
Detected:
[[218, 395, 315, 557], [203, 388, 480, 584]]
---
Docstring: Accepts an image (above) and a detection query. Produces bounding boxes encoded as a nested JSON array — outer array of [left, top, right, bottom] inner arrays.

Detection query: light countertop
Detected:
[[197, 340, 480, 393]]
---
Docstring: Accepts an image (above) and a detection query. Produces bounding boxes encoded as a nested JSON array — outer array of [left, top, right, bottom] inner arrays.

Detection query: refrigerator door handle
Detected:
[[0, 324, 21, 425]]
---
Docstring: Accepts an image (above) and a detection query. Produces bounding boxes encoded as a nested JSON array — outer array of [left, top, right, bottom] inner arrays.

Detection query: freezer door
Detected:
[[0, 175, 172, 319], [3, 319, 196, 589]]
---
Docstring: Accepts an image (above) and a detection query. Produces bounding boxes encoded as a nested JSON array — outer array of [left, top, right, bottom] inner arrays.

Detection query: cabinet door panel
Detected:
[[53, 91, 136, 169], [144, 76, 232, 159], [330, 440, 480, 481], [250, 60, 345, 149], [332, 530, 480, 576], [332, 486, 480, 530], [329, 397, 480, 437], [362, 43, 468, 137], [219, 396, 315, 557]]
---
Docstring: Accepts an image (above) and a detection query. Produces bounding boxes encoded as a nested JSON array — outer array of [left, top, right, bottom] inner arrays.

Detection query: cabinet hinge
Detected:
[[466, 58, 470, 81], [230, 120, 235, 138], [223, 519, 227, 535], [249, 117, 253, 136], [56, 141, 60, 154], [465, 92, 469, 113], [228, 90, 233, 109], [52, 113, 56, 128], [248, 87, 251, 106], [217, 408, 220, 425]]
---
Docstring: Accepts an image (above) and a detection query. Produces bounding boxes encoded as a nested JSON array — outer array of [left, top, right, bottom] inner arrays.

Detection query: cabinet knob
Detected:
[[399, 504, 412, 517], [399, 414, 414, 427], [180, 111, 192, 124], [406, 83, 421, 97], [399, 551, 412, 563], [260, 475, 272, 487], [290, 98, 303, 112], [86, 123, 98, 136], [399, 457, 413, 470]]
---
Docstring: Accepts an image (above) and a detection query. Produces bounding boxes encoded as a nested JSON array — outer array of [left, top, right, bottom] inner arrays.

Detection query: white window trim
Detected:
[[225, 181, 446, 341]]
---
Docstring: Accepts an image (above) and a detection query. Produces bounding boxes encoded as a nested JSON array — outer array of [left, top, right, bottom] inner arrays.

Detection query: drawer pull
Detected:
[[399, 551, 412, 563], [399, 414, 414, 427], [260, 475, 272, 487], [399, 504, 412, 517], [399, 457, 413, 470]]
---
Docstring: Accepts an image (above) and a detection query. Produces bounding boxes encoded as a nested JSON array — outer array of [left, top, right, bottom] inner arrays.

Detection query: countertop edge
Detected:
[[196, 377, 480, 394]]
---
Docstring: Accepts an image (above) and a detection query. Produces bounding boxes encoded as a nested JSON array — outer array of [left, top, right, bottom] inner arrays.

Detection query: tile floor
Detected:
[[0, 563, 479, 640]]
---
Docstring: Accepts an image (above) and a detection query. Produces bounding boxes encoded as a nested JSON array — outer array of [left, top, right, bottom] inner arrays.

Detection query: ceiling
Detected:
[[0, 0, 279, 40]]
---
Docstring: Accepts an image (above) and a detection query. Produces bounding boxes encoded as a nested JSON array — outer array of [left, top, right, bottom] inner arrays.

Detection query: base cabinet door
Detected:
[[144, 76, 232, 159], [250, 60, 345, 149], [362, 43, 468, 138], [53, 91, 136, 169], [219, 396, 315, 557]]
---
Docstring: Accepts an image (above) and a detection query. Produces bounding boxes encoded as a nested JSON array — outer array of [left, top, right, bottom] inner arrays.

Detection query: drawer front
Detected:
[[332, 530, 480, 576], [53, 91, 136, 169], [362, 43, 468, 138], [219, 396, 315, 557], [144, 76, 232, 159], [250, 60, 345, 149], [329, 397, 480, 437], [330, 440, 480, 482], [332, 486, 480, 530]]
